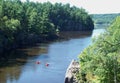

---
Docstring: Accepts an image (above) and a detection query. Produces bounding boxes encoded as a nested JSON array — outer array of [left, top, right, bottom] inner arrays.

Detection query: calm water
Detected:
[[0, 28, 105, 83]]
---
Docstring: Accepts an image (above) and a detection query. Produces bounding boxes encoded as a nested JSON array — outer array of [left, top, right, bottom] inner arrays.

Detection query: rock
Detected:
[[64, 60, 80, 83]]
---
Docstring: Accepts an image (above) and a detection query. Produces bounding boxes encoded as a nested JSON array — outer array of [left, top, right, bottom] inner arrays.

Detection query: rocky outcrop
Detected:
[[65, 60, 80, 83]]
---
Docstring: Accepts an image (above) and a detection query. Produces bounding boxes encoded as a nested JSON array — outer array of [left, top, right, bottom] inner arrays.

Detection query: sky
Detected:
[[21, 0, 120, 14]]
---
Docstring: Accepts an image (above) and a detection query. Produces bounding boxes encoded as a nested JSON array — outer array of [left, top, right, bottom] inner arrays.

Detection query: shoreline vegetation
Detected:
[[77, 16, 120, 83], [0, 0, 94, 58]]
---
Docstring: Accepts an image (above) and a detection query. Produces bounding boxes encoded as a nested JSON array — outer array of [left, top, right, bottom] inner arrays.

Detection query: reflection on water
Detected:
[[59, 31, 92, 39], [0, 29, 105, 83], [22, 44, 48, 56], [92, 28, 106, 38], [0, 65, 21, 83], [0, 51, 28, 83]]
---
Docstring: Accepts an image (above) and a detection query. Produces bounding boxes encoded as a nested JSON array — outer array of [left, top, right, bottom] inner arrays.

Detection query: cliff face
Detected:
[[65, 60, 80, 83]]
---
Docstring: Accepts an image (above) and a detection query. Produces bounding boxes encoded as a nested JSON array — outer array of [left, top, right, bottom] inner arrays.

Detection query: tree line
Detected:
[[0, 0, 94, 54], [92, 13, 120, 25], [77, 16, 120, 83]]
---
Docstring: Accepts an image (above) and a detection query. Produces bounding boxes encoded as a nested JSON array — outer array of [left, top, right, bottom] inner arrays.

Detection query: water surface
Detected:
[[0, 29, 105, 83]]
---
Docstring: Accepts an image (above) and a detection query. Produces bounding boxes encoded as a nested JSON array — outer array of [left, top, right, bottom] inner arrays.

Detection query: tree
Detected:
[[78, 16, 120, 83], [0, 0, 94, 55]]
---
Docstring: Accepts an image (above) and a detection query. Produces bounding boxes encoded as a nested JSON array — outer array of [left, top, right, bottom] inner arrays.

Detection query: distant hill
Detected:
[[92, 13, 120, 24], [91, 13, 120, 28]]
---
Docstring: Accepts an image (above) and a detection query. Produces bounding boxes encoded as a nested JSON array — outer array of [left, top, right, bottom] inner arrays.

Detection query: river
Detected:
[[0, 28, 105, 83]]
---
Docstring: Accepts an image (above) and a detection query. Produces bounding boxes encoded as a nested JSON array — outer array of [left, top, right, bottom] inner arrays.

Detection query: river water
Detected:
[[0, 28, 105, 83]]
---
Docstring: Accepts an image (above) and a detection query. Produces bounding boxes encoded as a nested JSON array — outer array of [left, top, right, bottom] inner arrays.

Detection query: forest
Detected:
[[0, 0, 94, 53], [92, 13, 120, 25], [78, 16, 120, 83]]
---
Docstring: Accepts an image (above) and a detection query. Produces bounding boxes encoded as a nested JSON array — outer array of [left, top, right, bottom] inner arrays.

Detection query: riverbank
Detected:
[[65, 60, 80, 83], [0, 28, 105, 83], [77, 16, 120, 83], [0, 30, 93, 60], [0, 34, 58, 53]]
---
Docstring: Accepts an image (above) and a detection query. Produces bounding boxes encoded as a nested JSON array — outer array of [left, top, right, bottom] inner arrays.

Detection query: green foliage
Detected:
[[0, 0, 93, 55], [49, 4, 94, 31], [78, 16, 120, 83], [92, 13, 120, 25]]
